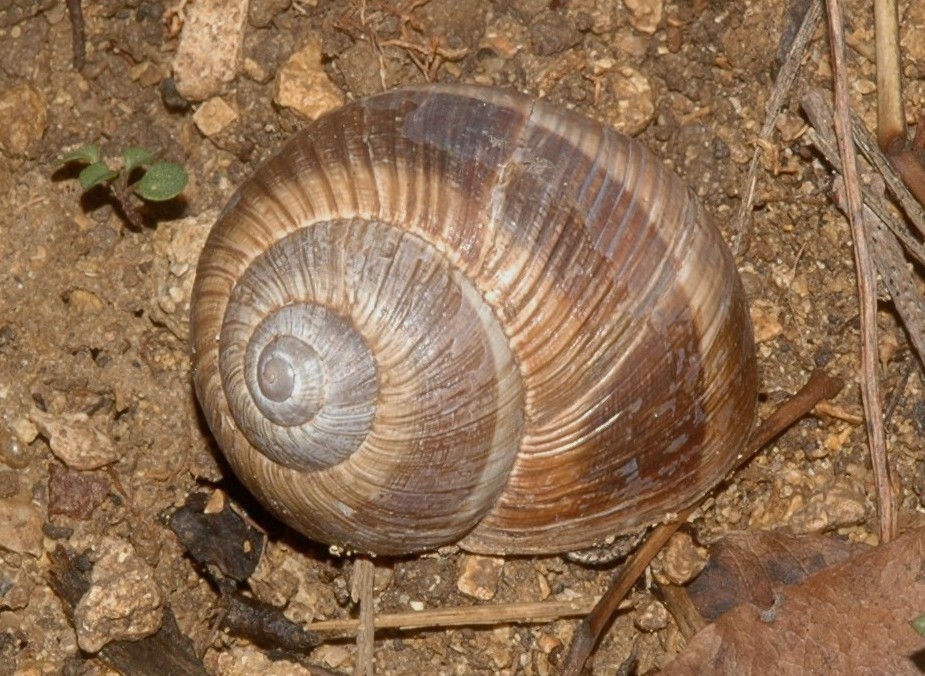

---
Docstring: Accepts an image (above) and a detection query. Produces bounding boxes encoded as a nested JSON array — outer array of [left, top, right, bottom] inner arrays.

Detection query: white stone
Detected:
[[172, 0, 249, 101]]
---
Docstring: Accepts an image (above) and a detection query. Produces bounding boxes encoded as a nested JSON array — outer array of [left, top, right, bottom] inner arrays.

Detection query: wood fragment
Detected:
[[351, 558, 375, 676], [220, 592, 320, 653], [65, 0, 86, 70], [813, 400, 864, 425], [169, 492, 265, 583], [652, 583, 706, 640]]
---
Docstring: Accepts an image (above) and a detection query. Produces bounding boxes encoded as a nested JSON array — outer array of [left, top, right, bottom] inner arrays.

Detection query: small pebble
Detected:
[[457, 554, 505, 601], [274, 38, 344, 120], [0, 84, 47, 155], [31, 410, 119, 470], [602, 66, 655, 136], [172, 0, 249, 100], [0, 490, 43, 556], [74, 538, 164, 653], [634, 598, 669, 631], [624, 0, 663, 34], [659, 531, 707, 585], [193, 97, 239, 137]]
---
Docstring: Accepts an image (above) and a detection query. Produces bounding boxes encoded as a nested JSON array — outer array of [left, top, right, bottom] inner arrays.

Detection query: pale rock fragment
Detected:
[[74, 538, 164, 653], [172, 0, 249, 101], [274, 38, 345, 120], [0, 84, 47, 156], [193, 97, 239, 137], [31, 410, 119, 470], [0, 490, 43, 556], [457, 554, 505, 601], [624, 0, 663, 34]]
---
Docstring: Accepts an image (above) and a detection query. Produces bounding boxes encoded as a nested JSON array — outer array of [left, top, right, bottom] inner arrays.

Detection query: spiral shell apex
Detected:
[[190, 84, 757, 556]]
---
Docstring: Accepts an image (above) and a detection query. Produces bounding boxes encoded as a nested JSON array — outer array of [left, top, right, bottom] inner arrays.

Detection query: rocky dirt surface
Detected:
[[1, 0, 924, 674]]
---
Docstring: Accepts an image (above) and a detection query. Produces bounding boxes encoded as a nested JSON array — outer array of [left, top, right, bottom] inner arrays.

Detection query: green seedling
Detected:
[[912, 612, 925, 637], [59, 143, 188, 229]]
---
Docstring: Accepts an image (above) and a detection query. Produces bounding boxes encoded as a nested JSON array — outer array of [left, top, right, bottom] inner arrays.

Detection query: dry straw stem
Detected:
[[874, 0, 925, 205], [824, 0, 896, 543], [802, 91, 925, 369], [305, 598, 596, 633], [874, 0, 904, 149]]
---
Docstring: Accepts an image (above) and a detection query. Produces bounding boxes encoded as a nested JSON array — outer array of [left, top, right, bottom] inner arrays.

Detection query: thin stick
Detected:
[[801, 91, 925, 261], [65, 0, 86, 70], [562, 512, 689, 676], [872, 0, 925, 205], [732, 0, 823, 253], [305, 599, 595, 633], [560, 369, 843, 675], [874, 0, 904, 150], [351, 558, 375, 676], [824, 0, 896, 542], [740, 369, 843, 456]]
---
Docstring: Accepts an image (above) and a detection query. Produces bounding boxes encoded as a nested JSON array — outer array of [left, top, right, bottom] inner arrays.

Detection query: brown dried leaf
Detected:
[[664, 527, 925, 674], [687, 530, 862, 621]]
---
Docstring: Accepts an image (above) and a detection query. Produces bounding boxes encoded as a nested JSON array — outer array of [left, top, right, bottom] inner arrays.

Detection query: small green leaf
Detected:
[[61, 143, 102, 166], [122, 146, 155, 173], [132, 162, 188, 201], [912, 612, 925, 637], [78, 162, 119, 190]]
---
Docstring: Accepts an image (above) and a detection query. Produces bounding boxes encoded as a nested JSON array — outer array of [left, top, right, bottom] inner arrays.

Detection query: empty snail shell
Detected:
[[190, 84, 757, 556]]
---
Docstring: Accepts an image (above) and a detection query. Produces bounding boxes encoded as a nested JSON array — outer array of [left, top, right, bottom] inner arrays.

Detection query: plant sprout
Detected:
[[59, 143, 188, 229]]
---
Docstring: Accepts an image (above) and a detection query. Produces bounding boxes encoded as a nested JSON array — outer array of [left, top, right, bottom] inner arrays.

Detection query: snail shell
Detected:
[[190, 84, 757, 556]]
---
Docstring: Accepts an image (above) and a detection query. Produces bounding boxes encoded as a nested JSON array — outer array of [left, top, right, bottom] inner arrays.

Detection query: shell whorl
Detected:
[[190, 84, 757, 555]]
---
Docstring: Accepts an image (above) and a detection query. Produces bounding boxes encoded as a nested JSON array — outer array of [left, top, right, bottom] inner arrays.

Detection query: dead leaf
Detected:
[[663, 527, 925, 674], [687, 530, 862, 621]]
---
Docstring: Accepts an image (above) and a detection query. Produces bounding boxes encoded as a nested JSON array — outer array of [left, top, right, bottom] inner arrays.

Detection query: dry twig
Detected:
[[824, 0, 896, 543], [305, 598, 595, 633], [65, 0, 86, 70], [351, 558, 375, 676], [802, 91, 925, 369]]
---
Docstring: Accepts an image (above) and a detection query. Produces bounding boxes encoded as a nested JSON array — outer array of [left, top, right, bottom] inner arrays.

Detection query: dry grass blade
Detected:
[[304, 599, 596, 633], [823, 0, 896, 543], [802, 91, 925, 369]]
